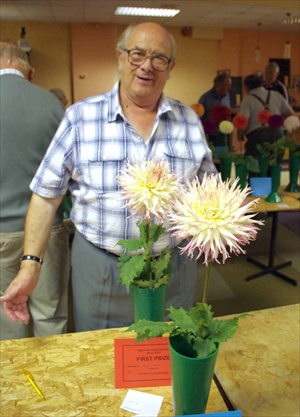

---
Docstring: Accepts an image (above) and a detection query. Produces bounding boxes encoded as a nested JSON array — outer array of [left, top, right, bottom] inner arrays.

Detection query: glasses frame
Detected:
[[123, 48, 171, 72]]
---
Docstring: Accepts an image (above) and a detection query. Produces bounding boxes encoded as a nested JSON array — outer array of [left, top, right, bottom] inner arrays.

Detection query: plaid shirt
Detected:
[[31, 82, 216, 255]]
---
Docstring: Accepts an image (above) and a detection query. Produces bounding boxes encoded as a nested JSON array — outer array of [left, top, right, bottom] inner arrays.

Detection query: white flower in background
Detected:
[[219, 120, 234, 135], [284, 115, 300, 133]]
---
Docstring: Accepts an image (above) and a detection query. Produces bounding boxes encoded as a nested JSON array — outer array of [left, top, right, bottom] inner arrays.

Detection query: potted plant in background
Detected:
[[205, 104, 235, 181], [209, 104, 232, 148], [117, 159, 180, 322], [283, 115, 300, 193], [257, 114, 286, 203], [127, 173, 263, 416], [232, 114, 260, 189], [256, 108, 272, 177]]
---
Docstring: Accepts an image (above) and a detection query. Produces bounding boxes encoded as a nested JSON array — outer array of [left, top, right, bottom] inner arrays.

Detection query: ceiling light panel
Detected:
[[115, 7, 180, 18]]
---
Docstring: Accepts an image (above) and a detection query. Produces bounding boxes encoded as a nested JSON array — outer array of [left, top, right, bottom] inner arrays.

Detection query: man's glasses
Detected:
[[124, 49, 171, 72]]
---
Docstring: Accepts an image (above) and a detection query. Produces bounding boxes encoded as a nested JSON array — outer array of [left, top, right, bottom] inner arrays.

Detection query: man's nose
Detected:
[[140, 56, 153, 71]]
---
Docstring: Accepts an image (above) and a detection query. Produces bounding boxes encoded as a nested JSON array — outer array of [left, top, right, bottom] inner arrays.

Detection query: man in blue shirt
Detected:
[[198, 72, 232, 121], [1, 23, 217, 332]]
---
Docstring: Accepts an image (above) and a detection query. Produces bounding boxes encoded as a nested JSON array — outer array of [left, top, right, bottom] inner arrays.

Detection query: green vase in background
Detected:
[[169, 335, 219, 416], [235, 162, 248, 189], [265, 164, 282, 203], [285, 155, 300, 193], [130, 285, 167, 322], [257, 155, 269, 177], [219, 155, 232, 182]]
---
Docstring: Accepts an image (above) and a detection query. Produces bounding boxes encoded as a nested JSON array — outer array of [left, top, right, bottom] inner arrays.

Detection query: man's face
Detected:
[[217, 77, 232, 97], [118, 23, 175, 104], [265, 68, 278, 85]]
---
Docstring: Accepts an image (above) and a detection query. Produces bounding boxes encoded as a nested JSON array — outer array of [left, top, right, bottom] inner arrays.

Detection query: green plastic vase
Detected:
[[235, 162, 248, 189], [257, 155, 269, 177], [130, 285, 167, 322], [285, 155, 300, 193], [169, 335, 219, 416], [265, 164, 282, 203], [219, 155, 232, 182]]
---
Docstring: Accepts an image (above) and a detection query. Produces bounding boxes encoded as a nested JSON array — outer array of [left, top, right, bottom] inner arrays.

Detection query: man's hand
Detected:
[[0, 268, 39, 325]]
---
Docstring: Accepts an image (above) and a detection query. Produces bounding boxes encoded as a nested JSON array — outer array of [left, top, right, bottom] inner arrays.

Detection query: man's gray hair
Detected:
[[0, 42, 31, 69], [266, 61, 280, 73], [116, 23, 176, 62]]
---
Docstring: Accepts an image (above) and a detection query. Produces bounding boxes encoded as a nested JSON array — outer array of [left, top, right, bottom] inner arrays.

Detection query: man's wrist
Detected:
[[20, 255, 43, 265]]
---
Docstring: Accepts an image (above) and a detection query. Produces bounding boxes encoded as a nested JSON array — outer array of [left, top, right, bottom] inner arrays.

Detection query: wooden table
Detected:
[[246, 190, 300, 286], [214, 304, 300, 417], [0, 327, 227, 416]]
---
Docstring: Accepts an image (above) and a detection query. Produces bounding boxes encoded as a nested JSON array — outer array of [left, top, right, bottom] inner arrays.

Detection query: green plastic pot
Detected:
[[219, 155, 232, 182], [130, 285, 167, 322], [235, 162, 248, 189], [265, 164, 282, 203], [257, 155, 269, 177], [285, 155, 300, 192], [169, 335, 219, 416]]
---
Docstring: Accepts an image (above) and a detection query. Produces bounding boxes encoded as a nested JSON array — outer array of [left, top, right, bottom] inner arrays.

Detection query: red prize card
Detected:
[[114, 337, 171, 388]]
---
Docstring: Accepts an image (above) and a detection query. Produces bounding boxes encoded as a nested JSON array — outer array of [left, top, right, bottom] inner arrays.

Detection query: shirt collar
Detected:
[[212, 87, 226, 99], [0, 68, 25, 78], [108, 81, 174, 122]]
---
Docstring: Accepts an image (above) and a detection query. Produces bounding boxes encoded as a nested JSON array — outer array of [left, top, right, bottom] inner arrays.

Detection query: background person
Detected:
[[198, 72, 232, 121], [238, 74, 293, 157], [0, 23, 217, 332], [50, 87, 69, 108], [0, 43, 70, 340], [198, 72, 232, 146], [264, 61, 289, 102]]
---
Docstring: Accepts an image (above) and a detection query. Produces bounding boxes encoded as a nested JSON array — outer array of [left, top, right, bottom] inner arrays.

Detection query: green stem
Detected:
[[145, 221, 151, 281], [202, 263, 211, 304]]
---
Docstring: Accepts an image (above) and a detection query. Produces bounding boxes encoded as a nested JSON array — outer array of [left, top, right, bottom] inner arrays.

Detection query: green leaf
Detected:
[[126, 320, 176, 343], [209, 313, 249, 343], [117, 238, 143, 251], [193, 337, 217, 358], [151, 247, 172, 281], [189, 303, 214, 326], [137, 221, 165, 250], [233, 154, 259, 173], [169, 306, 199, 335], [133, 275, 169, 289], [149, 223, 165, 243], [209, 318, 239, 342], [125, 303, 249, 359], [118, 254, 147, 290]]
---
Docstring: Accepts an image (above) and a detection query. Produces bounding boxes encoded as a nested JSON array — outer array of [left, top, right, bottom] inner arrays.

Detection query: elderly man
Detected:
[[0, 23, 216, 332], [198, 72, 232, 146], [0, 43, 70, 340], [198, 72, 232, 121], [264, 61, 289, 101]]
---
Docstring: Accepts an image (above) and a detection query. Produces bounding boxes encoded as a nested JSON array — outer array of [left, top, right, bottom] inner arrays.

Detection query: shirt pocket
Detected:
[[87, 157, 126, 193], [163, 152, 200, 180]]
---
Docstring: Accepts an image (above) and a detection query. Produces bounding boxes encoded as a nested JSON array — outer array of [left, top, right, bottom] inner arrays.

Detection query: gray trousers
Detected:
[[71, 231, 197, 331], [0, 224, 70, 340]]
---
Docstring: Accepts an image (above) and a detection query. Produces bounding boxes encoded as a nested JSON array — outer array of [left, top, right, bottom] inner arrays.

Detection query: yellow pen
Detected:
[[22, 369, 45, 400]]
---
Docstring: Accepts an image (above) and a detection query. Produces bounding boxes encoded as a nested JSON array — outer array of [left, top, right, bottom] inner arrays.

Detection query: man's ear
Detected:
[[117, 49, 124, 71], [167, 61, 176, 79], [28, 67, 35, 81]]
